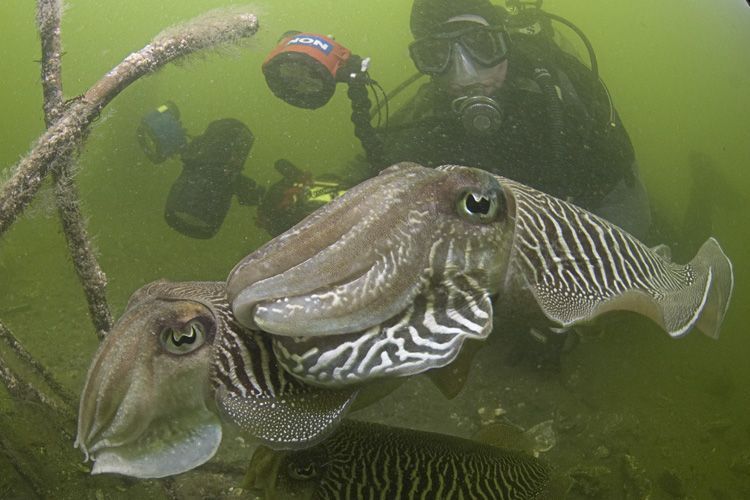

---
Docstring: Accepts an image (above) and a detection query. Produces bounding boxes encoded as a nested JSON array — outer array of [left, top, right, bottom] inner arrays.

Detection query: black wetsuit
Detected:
[[357, 35, 651, 238]]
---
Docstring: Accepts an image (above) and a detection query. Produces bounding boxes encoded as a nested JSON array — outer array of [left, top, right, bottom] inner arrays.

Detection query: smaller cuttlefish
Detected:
[[75, 280, 358, 479], [245, 419, 568, 500]]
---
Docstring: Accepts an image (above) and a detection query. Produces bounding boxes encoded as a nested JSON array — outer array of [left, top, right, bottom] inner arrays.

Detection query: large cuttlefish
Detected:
[[227, 162, 734, 387]]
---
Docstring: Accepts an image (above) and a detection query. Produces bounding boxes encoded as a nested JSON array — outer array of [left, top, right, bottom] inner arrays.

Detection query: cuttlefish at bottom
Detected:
[[75, 280, 358, 479], [227, 162, 734, 388], [246, 419, 566, 499]]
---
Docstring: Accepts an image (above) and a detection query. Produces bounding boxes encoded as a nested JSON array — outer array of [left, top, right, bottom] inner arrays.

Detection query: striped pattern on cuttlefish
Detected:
[[227, 162, 734, 388], [246, 419, 561, 500], [75, 280, 357, 479]]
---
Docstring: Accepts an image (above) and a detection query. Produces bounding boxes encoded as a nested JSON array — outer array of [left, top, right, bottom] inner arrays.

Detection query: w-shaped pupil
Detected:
[[172, 329, 196, 346], [291, 463, 317, 479], [466, 193, 491, 214]]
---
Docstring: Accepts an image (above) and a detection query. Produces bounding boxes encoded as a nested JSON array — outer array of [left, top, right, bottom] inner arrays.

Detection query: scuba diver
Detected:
[[390, 0, 651, 238], [257, 0, 651, 242], [254, 0, 655, 372], [137, 103, 264, 239]]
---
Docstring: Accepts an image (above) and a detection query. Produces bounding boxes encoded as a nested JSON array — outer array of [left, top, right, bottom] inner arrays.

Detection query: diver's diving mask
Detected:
[[408, 24, 509, 76], [410, 21, 509, 135]]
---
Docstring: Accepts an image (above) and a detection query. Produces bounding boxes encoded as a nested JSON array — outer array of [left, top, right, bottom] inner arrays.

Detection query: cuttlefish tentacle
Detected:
[[271, 271, 495, 387], [76, 280, 357, 479], [227, 163, 433, 331], [253, 208, 433, 336]]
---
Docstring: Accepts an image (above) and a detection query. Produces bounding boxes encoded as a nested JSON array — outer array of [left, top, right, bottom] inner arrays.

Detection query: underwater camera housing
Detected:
[[262, 30, 385, 166], [135, 108, 264, 239], [262, 32, 354, 109]]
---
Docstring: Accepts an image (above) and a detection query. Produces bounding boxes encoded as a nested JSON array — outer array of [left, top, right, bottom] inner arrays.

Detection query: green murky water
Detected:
[[1, 0, 748, 498]]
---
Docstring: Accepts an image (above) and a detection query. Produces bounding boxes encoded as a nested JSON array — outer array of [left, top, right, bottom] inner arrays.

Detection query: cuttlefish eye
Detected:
[[287, 460, 319, 480], [457, 189, 501, 222], [160, 320, 206, 355]]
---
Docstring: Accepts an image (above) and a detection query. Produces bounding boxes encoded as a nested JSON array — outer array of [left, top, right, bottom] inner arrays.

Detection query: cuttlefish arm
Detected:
[[76, 280, 356, 479], [501, 176, 734, 338], [271, 272, 495, 387]]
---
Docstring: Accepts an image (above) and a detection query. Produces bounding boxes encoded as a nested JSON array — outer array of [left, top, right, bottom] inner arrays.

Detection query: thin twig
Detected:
[[0, 356, 23, 397], [0, 352, 68, 417], [0, 7, 260, 237], [37, 0, 64, 125], [54, 174, 113, 337], [0, 320, 76, 407], [0, 435, 46, 499], [37, 0, 113, 338]]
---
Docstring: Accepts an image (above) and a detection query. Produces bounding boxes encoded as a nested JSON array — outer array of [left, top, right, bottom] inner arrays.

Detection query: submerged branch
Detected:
[[0, 355, 23, 397], [0, 7, 260, 237], [0, 320, 75, 426], [0, 435, 47, 499], [53, 172, 113, 338], [0, 351, 70, 420], [37, 0, 64, 125], [0, 6, 261, 492], [37, 0, 114, 338]]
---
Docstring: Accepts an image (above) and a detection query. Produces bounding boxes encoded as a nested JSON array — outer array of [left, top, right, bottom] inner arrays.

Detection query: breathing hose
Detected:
[[533, 67, 565, 169]]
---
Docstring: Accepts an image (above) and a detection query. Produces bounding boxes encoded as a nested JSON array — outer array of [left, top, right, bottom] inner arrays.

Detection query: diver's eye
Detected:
[[160, 320, 206, 354], [457, 190, 500, 222], [288, 461, 319, 480]]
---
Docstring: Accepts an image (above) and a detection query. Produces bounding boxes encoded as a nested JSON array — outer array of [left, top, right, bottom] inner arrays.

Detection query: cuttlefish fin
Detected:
[[691, 238, 734, 338], [272, 273, 494, 387], [507, 178, 734, 339], [583, 237, 733, 338], [215, 386, 358, 450], [650, 243, 672, 261], [426, 338, 484, 400]]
